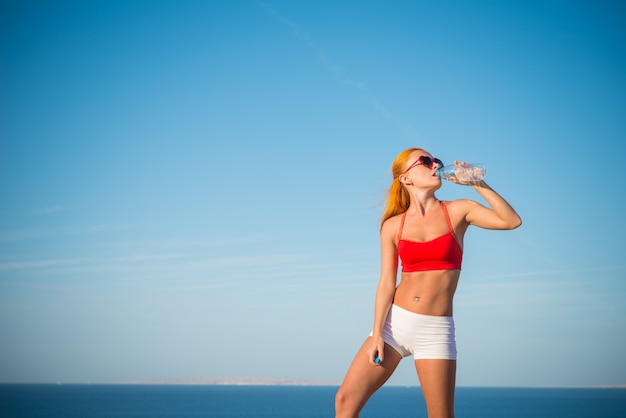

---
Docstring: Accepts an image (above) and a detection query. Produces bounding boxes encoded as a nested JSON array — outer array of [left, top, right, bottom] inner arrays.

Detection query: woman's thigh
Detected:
[[336, 338, 403, 411], [414, 359, 456, 417]]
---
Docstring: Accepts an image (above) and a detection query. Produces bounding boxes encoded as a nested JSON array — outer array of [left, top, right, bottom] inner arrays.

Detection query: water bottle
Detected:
[[437, 163, 486, 182]]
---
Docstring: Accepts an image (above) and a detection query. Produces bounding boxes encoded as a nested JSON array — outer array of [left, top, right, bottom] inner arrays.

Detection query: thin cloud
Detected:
[[72, 224, 134, 234], [26, 205, 67, 215], [256, 0, 415, 136], [0, 224, 135, 242], [483, 265, 625, 280], [0, 258, 86, 271], [113, 253, 194, 263], [0, 251, 314, 276]]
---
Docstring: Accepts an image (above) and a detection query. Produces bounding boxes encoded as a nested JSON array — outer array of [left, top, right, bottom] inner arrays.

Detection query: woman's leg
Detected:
[[414, 359, 456, 418], [335, 337, 403, 418]]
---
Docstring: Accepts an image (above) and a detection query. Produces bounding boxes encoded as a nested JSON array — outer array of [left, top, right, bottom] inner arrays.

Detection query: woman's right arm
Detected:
[[369, 219, 399, 365]]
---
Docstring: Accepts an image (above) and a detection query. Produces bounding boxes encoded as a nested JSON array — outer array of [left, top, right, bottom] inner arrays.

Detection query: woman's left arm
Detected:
[[462, 181, 522, 230]]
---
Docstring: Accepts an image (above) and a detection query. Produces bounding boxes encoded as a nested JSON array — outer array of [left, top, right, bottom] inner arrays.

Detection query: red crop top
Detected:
[[397, 201, 463, 272]]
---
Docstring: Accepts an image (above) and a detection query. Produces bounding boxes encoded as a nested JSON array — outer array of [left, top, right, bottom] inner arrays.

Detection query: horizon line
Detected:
[[1, 377, 625, 389]]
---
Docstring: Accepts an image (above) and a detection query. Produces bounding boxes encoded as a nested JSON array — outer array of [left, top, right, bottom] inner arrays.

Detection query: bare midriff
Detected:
[[393, 269, 461, 317]]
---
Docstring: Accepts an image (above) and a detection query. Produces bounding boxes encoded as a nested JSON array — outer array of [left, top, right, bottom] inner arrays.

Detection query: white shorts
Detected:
[[370, 304, 457, 360]]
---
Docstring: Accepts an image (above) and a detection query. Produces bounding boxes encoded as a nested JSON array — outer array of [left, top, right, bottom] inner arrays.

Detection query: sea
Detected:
[[1, 384, 625, 418]]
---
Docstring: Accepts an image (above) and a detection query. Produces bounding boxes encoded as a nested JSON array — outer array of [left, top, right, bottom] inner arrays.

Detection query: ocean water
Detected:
[[1, 384, 625, 418]]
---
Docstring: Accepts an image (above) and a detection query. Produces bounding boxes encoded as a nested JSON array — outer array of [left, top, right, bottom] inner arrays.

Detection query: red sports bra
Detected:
[[397, 201, 463, 272]]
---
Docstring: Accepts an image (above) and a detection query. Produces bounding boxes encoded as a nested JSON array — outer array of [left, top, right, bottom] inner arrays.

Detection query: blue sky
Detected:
[[1, 0, 625, 387]]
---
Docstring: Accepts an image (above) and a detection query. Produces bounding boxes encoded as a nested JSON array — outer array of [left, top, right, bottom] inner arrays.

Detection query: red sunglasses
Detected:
[[403, 156, 444, 173]]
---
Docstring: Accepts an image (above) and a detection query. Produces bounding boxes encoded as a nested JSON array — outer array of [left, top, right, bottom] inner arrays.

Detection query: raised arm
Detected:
[[461, 181, 522, 230]]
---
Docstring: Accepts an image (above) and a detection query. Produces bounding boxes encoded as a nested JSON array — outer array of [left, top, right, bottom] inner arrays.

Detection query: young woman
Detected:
[[335, 148, 521, 418]]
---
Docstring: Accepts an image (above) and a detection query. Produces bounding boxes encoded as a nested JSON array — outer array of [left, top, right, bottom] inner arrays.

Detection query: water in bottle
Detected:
[[437, 163, 486, 182]]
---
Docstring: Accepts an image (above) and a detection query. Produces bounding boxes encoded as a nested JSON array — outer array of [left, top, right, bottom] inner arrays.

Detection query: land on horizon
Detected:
[[118, 377, 340, 386], [3, 378, 625, 389]]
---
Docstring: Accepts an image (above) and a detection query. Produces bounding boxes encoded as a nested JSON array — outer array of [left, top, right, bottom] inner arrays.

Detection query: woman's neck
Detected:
[[407, 193, 439, 215]]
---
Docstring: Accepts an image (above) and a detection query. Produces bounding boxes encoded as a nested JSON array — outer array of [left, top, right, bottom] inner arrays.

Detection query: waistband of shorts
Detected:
[[390, 304, 454, 323]]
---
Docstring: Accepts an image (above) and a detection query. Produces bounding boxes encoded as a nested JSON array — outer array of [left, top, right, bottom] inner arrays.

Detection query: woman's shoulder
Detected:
[[381, 212, 405, 235], [383, 211, 405, 225], [442, 198, 477, 211], [441, 199, 479, 224]]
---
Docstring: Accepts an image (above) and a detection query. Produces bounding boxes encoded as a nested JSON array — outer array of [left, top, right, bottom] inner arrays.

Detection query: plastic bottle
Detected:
[[437, 163, 486, 182]]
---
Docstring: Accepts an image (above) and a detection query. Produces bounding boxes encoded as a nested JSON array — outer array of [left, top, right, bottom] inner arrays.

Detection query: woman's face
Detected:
[[402, 152, 443, 186]]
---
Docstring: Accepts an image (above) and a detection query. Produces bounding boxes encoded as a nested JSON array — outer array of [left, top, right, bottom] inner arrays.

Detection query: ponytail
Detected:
[[380, 148, 424, 229]]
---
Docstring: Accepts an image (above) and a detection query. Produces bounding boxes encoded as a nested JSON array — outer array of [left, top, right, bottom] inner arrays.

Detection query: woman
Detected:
[[335, 148, 521, 418]]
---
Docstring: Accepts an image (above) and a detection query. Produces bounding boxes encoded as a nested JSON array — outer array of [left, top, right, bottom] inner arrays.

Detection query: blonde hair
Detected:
[[380, 147, 425, 228]]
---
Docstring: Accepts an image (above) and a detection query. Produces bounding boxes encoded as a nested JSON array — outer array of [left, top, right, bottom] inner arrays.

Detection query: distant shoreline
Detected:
[[117, 377, 341, 386], [1, 378, 625, 389]]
